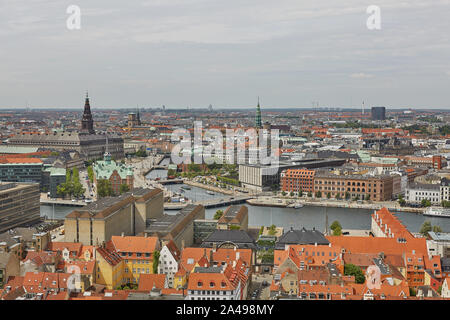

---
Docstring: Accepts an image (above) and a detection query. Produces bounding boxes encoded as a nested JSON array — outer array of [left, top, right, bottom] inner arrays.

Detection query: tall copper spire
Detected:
[[255, 96, 262, 129], [81, 91, 95, 134]]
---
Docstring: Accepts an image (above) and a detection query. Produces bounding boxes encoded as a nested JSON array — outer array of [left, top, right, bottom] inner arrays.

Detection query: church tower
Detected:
[[81, 91, 95, 134], [255, 97, 262, 129]]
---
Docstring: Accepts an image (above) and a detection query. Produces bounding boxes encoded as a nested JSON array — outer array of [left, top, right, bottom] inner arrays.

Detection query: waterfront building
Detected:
[[405, 183, 441, 204], [64, 188, 164, 245], [314, 172, 394, 201], [0, 182, 41, 234], [280, 168, 316, 193], [371, 208, 415, 241], [7, 94, 124, 161], [41, 167, 66, 198], [92, 151, 134, 195], [239, 159, 345, 192], [441, 178, 450, 202]]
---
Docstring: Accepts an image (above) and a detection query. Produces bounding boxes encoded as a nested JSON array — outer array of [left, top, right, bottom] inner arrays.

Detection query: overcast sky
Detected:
[[1, 0, 449, 109]]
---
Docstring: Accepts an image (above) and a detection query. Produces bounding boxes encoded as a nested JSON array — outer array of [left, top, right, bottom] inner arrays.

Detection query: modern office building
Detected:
[[41, 167, 66, 198], [0, 158, 43, 184], [239, 159, 346, 192], [371, 107, 386, 120], [0, 182, 41, 233]]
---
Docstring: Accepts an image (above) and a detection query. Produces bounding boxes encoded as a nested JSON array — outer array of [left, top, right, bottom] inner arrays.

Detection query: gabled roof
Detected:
[[111, 236, 158, 253], [275, 227, 329, 249], [326, 236, 428, 256], [138, 274, 167, 291]]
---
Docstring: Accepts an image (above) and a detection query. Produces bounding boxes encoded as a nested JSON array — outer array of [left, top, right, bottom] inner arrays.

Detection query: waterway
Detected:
[[42, 201, 450, 234], [42, 161, 450, 233]]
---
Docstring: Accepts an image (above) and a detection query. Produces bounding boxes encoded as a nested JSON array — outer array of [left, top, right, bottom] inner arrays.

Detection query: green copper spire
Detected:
[[255, 97, 262, 129]]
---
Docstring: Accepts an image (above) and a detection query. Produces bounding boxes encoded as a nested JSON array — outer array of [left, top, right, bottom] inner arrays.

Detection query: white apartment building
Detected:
[[405, 183, 441, 204], [441, 178, 450, 202]]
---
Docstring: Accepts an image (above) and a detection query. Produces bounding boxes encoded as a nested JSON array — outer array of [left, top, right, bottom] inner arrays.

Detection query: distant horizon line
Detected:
[[0, 106, 450, 112]]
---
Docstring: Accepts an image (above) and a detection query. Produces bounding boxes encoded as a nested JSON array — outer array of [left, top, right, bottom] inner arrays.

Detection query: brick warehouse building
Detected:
[[281, 169, 315, 193], [314, 172, 394, 201]]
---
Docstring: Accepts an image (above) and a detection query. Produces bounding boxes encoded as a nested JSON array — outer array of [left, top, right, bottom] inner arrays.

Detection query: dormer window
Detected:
[[197, 281, 203, 287], [221, 282, 226, 288], [210, 282, 215, 288]]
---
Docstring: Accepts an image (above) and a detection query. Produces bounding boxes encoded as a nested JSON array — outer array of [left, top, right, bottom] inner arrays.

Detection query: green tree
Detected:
[[330, 221, 342, 232], [135, 149, 147, 157], [153, 251, 160, 274], [420, 221, 432, 237], [97, 179, 114, 197], [345, 192, 350, 200], [290, 191, 294, 197], [335, 193, 341, 200], [315, 191, 322, 198], [119, 184, 130, 194], [421, 199, 432, 207], [398, 195, 406, 207], [307, 192, 312, 198], [432, 225, 442, 233], [268, 224, 277, 236], [365, 194, 370, 201], [327, 192, 331, 199], [442, 200, 450, 208], [299, 189, 303, 197], [281, 191, 287, 197], [332, 226, 342, 236], [214, 210, 224, 220], [72, 167, 80, 184], [87, 165, 94, 183], [344, 264, 365, 284]]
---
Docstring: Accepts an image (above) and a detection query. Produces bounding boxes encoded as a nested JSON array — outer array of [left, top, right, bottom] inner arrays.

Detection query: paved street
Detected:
[[248, 273, 273, 300]]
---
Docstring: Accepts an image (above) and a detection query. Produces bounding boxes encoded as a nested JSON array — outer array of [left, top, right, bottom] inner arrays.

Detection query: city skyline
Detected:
[[1, 0, 450, 109]]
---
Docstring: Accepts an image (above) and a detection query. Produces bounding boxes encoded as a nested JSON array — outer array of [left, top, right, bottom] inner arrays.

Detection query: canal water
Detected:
[[42, 201, 450, 234], [43, 162, 450, 233]]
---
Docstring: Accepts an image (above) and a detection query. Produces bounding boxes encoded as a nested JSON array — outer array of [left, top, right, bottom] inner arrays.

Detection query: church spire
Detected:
[[81, 91, 95, 134], [255, 97, 262, 129]]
